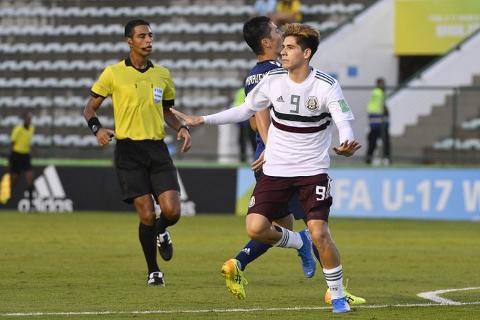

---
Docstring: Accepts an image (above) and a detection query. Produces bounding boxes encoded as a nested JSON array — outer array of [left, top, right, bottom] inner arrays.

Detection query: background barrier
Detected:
[[1, 165, 478, 221]]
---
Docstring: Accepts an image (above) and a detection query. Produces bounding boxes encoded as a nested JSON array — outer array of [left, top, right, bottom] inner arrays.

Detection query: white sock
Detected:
[[273, 226, 302, 249], [323, 265, 345, 300]]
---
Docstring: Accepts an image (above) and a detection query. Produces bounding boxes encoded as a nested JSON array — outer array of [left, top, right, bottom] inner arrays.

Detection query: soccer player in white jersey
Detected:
[[172, 23, 361, 313]]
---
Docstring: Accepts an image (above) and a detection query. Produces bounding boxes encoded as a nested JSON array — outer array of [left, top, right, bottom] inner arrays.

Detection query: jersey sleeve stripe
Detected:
[[315, 71, 335, 82], [314, 74, 335, 85]]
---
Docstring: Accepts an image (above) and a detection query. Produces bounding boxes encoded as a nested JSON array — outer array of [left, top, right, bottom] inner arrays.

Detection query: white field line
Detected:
[[417, 287, 480, 305], [2, 302, 480, 317]]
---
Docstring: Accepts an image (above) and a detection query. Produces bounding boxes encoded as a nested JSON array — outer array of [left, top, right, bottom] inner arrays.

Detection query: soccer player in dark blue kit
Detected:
[[220, 17, 366, 306]]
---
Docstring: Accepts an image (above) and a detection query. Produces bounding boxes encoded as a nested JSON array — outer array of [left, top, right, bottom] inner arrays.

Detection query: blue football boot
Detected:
[[297, 229, 316, 278]]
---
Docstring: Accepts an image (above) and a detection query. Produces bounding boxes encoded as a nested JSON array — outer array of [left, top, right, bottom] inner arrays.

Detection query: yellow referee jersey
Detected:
[[91, 58, 175, 140], [11, 124, 34, 154]]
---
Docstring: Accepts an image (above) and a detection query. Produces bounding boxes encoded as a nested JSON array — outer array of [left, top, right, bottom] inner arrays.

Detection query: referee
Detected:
[[7, 112, 35, 209], [83, 19, 191, 286]]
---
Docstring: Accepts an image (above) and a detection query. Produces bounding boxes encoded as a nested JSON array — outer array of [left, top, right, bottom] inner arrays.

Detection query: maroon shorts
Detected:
[[247, 173, 333, 222]]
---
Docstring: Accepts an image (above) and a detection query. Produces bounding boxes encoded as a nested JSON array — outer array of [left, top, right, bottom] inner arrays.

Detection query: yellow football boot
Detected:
[[325, 287, 366, 305], [221, 259, 248, 300]]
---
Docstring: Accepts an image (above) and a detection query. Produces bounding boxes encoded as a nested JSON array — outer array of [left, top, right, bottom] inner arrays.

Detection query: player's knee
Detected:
[[310, 228, 332, 248], [160, 204, 181, 223], [246, 225, 265, 242], [139, 212, 156, 226]]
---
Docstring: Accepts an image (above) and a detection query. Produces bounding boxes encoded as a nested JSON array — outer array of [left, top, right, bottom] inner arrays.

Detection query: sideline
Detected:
[[2, 301, 480, 317]]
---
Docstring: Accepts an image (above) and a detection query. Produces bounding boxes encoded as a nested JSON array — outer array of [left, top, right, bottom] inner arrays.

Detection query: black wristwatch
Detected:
[[178, 125, 190, 132]]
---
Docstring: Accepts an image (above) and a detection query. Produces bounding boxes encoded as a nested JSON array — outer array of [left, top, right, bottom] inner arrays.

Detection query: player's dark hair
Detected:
[[124, 19, 150, 38], [243, 16, 272, 55], [283, 23, 320, 60]]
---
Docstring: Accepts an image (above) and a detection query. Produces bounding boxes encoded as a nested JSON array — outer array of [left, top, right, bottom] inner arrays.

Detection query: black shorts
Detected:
[[247, 173, 333, 222], [9, 151, 32, 174], [114, 139, 180, 203]]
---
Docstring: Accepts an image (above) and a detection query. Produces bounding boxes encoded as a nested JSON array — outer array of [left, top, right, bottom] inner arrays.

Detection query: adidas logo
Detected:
[[17, 165, 73, 213], [276, 96, 285, 102], [241, 248, 251, 255]]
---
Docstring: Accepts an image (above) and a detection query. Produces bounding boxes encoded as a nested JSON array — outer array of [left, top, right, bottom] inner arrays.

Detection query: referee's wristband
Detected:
[[87, 117, 102, 136], [178, 125, 190, 132]]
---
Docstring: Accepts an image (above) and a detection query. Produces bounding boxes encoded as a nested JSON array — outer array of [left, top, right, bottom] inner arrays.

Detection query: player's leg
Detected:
[[307, 219, 350, 313], [133, 194, 164, 286], [156, 189, 181, 261], [222, 210, 294, 299], [299, 173, 349, 312], [24, 169, 34, 212], [365, 126, 379, 164], [148, 140, 181, 262], [114, 140, 164, 286], [233, 211, 292, 271], [24, 154, 34, 211]]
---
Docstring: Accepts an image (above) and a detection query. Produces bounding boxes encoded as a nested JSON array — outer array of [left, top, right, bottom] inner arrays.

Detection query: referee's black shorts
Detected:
[[9, 151, 32, 174], [114, 139, 180, 203]]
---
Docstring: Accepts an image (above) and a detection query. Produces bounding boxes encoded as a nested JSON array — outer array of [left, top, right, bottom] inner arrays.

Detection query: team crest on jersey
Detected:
[[305, 96, 319, 111], [248, 196, 255, 208]]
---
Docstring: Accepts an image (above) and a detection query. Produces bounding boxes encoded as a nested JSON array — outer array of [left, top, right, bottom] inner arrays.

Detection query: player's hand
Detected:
[[333, 140, 361, 157], [170, 108, 204, 127], [251, 150, 265, 171], [177, 127, 191, 153], [96, 128, 115, 146]]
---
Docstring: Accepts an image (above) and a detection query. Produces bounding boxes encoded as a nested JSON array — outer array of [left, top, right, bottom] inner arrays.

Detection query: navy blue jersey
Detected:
[[244, 60, 281, 160]]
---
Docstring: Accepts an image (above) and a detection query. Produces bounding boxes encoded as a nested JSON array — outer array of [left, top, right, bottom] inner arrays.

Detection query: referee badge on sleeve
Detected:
[[153, 87, 163, 104]]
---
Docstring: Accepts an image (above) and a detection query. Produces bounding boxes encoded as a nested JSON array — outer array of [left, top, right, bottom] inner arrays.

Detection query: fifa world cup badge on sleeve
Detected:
[[153, 87, 163, 104]]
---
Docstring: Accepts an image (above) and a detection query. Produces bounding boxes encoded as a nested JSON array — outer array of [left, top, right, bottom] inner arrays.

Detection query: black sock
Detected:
[[138, 223, 159, 274], [156, 213, 179, 234], [27, 186, 34, 210]]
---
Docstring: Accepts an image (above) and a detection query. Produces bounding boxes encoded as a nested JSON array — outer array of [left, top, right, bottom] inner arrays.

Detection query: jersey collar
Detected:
[[125, 57, 154, 73]]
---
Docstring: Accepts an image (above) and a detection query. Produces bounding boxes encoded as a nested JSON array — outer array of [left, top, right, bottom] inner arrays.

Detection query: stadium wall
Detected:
[[311, 0, 397, 87], [1, 165, 479, 221]]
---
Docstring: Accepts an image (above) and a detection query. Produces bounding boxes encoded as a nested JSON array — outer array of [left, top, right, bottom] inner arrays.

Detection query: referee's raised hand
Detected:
[[170, 108, 205, 127]]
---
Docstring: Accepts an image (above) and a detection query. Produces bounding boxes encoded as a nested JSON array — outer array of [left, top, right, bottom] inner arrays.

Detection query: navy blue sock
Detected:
[[235, 240, 272, 271]]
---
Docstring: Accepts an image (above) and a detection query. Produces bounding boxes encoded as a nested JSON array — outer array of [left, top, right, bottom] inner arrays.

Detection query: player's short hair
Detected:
[[283, 23, 320, 60], [124, 19, 150, 38], [243, 16, 273, 55]]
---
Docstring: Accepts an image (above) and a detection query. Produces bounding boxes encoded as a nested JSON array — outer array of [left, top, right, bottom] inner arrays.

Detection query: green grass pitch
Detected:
[[0, 211, 479, 319]]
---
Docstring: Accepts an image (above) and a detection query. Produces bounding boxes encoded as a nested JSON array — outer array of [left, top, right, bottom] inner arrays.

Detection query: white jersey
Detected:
[[245, 67, 354, 177]]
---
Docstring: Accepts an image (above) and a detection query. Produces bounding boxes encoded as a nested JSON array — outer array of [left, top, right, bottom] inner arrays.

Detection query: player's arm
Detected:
[[83, 93, 114, 146], [171, 102, 256, 127], [332, 120, 361, 157], [172, 76, 270, 126], [326, 82, 361, 157], [255, 108, 270, 145], [250, 108, 271, 171], [10, 127, 19, 151], [163, 103, 191, 153]]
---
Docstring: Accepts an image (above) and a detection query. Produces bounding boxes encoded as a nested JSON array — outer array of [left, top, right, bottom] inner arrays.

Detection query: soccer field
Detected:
[[0, 211, 479, 320]]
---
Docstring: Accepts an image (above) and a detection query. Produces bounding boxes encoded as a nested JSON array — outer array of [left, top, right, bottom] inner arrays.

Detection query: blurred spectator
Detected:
[[254, 0, 277, 17], [3, 112, 35, 208], [272, 0, 302, 26], [366, 78, 391, 165], [233, 87, 256, 162]]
